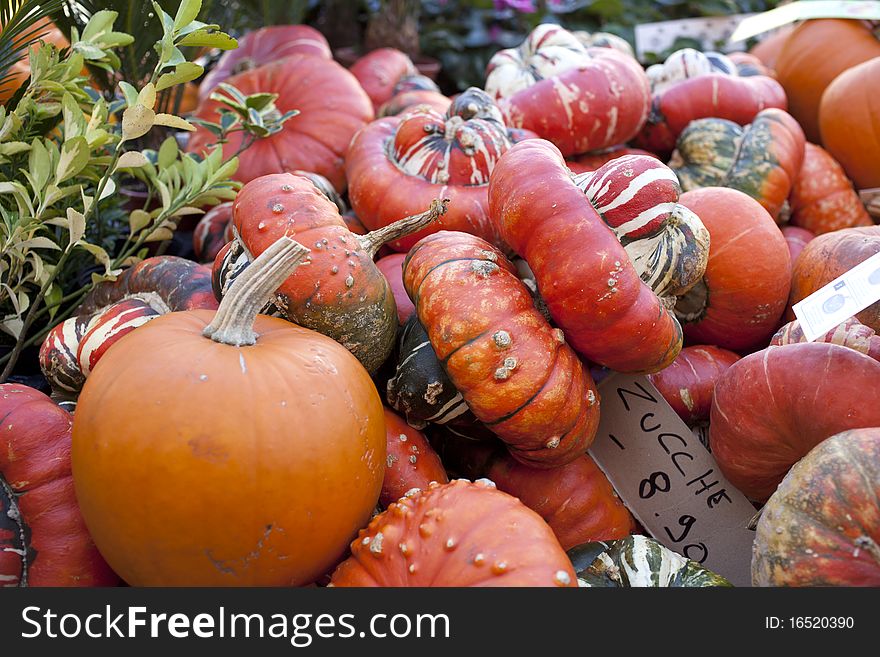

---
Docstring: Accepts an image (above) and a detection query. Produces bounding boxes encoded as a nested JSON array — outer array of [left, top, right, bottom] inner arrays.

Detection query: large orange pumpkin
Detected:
[[674, 187, 791, 352], [72, 238, 386, 586], [187, 54, 373, 192], [819, 55, 880, 190], [775, 19, 880, 143], [330, 479, 577, 587]]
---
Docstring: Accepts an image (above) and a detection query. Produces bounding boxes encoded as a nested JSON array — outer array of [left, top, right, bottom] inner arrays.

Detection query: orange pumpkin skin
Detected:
[[437, 438, 634, 551], [380, 408, 448, 507], [789, 143, 873, 234], [187, 55, 373, 192], [776, 19, 880, 143], [819, 55, 880, 190], [752, 429, 880, 587], [710, 342, 880, 502], [350, 48, 417, 111], [748, 25, 794, 71], [489, 139, 683, 373], [675, 188, 790, 352], [647, 345, 740, 425], [0, 385, 119, 587], [788, 226, 880, 331], [781, 225, 814, 268], [330, 479, 577, 587], [403, 231, 599, 468], [72, 311, 385, 586], [199, 25, 331, 101]]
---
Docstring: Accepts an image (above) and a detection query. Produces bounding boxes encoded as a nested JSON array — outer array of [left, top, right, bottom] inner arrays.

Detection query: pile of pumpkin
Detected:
[[4, 19, 880, 588]]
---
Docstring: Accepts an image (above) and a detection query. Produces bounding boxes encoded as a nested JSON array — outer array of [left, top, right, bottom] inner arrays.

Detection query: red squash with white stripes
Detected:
[[771, 318, 880, 362], [566, 146, 656, 175], [403, 230, 600, 468], [636, 48, 787, 157], [484, 24, 650, 157], [378, 75, 450, 117], [674, 187, 790, 352], [489, 139, 710, 373], [0, 385, 118, 587], [198, 25, 331, 101], [710, 342, 880, 502], [346, 88, 519, 252], [647, 345, 740, 425], [39, 258, 217, 396]]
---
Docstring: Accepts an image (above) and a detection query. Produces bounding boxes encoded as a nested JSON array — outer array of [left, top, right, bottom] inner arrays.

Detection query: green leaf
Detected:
[[0, 142, 30, 156], [119, 81, 140, 109], [155, 62, 203, 92], [19, 236, 61, 251], [138, 83, 157, 111], [211, 156, 239, 184], [80, 242, 111, 270], [144, 226, 175, 242], [81, 10, 118, 42], [128, 209, 152, 234], [99, 177, 117, 202], [173, 0, 202, 32], [158, 136, 179, 170], [177, 29, 237, 50], [121, 105, 156, 141], [28, 139, 51, 196], [153, 113, 195, 132], [45, 284, 62, 321], [67, 208, 85, 248], [114, 151, 150, 171], [244, 93, 278, 112], [56, 137, 90, 183], [62, 94, 87, 141], [73, 42, 109, 60]]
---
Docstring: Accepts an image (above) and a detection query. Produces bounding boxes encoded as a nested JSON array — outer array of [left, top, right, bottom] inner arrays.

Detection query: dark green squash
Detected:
[[568, 535, 732, 587], [386, 315, 476, 429]]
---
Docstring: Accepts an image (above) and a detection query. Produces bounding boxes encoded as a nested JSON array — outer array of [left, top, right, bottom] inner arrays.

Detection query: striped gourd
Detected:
[[568, 535, 732, 587], [574, 154, 710, 300], [386, 315, 475, 429]]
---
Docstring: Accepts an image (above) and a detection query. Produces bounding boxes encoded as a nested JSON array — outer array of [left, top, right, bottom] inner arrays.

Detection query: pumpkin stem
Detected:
[[203, 237, 310, 346], [358, 198, 449, 258]]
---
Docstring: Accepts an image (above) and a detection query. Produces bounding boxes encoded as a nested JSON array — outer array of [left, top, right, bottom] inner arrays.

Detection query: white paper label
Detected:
[[792, 251, 880, 342], [634, 15, 756, 60], [730, 1, 880, 42], [589, 374, 756, 587]]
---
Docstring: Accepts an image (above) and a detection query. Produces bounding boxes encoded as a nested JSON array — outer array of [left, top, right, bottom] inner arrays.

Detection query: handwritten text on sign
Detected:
[[588, 373, 756, 587]]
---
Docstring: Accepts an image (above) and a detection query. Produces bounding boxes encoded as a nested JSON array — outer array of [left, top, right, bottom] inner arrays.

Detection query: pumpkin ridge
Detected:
[[483, 342, 561, 428], [839, 442, 880, 530], [439, 328, 493, 367]]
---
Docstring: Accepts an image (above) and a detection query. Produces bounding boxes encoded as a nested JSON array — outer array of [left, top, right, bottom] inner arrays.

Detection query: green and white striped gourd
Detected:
[[568, 535, 732, 587]]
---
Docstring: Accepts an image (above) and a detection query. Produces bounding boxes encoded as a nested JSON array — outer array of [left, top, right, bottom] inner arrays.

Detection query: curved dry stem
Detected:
[[203, 237, 310, 346], [359, 198, 449, 258]]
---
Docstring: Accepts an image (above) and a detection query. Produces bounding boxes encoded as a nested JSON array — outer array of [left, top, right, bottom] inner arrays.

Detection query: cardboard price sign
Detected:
[[588, 373, 756, 586]]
